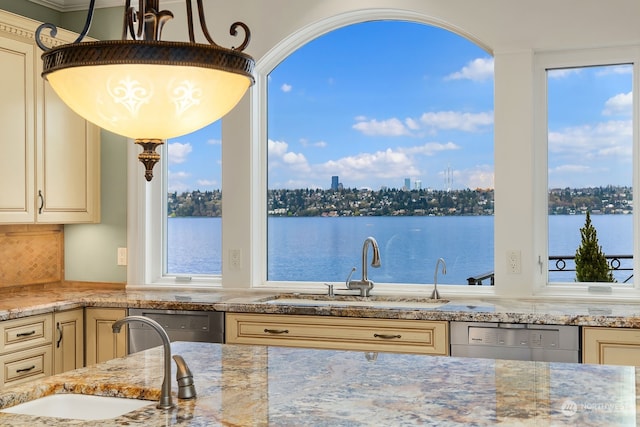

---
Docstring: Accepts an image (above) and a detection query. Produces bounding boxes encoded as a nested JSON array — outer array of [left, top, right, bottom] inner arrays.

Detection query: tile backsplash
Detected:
[[0, 225, 63, 288]]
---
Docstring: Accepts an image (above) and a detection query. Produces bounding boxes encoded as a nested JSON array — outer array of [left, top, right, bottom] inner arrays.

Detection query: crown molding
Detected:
[[27, 0, 126, 12]]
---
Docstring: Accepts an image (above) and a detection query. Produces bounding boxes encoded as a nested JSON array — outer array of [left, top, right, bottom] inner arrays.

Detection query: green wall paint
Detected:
[[62, 7, 128, 283]]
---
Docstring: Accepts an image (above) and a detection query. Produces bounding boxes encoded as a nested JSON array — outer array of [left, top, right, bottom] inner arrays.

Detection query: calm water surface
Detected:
[[167, 215, 632, 284]]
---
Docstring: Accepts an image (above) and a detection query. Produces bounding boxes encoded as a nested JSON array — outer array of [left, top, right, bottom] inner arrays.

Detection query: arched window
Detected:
[[266, 21, 494, 287]]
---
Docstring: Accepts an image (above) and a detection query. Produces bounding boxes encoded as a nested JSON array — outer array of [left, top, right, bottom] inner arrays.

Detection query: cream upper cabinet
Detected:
[[0, 11, 100, 224]]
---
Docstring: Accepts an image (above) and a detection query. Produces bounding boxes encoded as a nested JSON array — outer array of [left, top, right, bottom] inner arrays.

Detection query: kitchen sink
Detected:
[[265, 294, 449, 309], [0, 393, 153, 421]]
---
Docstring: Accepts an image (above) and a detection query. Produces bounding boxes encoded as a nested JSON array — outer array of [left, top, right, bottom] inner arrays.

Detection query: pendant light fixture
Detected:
[[36, 0, 255, 181]]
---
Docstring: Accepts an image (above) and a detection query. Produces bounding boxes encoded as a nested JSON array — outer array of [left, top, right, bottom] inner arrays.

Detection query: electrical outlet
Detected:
[[229, 249, 242, 270], [507, 250, 521, 274], [117, 247, 127, 266]]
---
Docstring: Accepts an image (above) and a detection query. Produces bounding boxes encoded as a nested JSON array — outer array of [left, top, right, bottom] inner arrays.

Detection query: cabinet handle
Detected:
[[16, 330, 36, 337], [38, 190, 44, 214], [16, 365, 35, 373], [56, 322, 63, 348], [264, 328, 289, 334], [373, 333, 402, 339]]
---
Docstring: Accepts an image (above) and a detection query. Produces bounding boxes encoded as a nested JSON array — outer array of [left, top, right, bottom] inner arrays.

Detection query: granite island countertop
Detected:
[[2, 284, 640, 327], [0, 341, 636, 426]]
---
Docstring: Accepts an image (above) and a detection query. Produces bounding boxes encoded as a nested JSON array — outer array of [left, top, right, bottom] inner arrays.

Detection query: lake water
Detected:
[[167, 215, 633, 284]]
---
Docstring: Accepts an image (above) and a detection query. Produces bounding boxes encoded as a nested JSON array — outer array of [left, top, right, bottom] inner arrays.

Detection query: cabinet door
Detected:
[[85, 308, 127, 366], [583, 327, 640, 366], [0, 35, 35, 223], [54, 309, 84, 374], [36, 60, 100, 224]]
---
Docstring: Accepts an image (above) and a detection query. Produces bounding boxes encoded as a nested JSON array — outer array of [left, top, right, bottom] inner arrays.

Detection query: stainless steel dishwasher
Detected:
[[450, 321, 580, 363], [127, 308, 224, 353]]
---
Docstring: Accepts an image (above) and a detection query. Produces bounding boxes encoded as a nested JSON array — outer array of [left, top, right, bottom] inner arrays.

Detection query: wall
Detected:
[[62, 8, 128, 284]]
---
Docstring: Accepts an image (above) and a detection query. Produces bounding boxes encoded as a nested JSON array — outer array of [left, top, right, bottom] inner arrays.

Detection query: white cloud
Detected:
[[300, 138, 328, 148], [196, 179, 218, 187], [351, 111, 493, 138], [321, 148, 420, 182], [596, 65, 633, 76], [207, 138, 221, 145], [549, 120, 632, 157], [419, 111, 494, 132], [167, 142, 192, 164], [268, 139, 310, 173], [281, 83, 292, 93], [446, 57, 494, 82], [549, 164, 591, 174], [547, 68, 582, 79], [352, 117, 411, 136], [402, 141, 461, 156], [602, 92, 632, 116], [268, 139, 289, 157], [445, 164, 494, 189], [167, 170, 190, 193]]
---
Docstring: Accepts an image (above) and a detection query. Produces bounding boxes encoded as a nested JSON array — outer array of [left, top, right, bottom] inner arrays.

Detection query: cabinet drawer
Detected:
[[226, 313, 448, 355], [0, 314, 53, 354], [0, 345, 52, 387]]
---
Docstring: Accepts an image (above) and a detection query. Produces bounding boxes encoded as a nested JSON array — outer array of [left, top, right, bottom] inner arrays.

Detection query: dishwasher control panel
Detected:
[[468, 325, 559, 349], [450, 321, 580, 363]]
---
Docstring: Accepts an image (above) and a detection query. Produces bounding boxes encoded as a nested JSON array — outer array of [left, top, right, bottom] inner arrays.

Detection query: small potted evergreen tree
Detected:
[[574, 211, 615, 282]]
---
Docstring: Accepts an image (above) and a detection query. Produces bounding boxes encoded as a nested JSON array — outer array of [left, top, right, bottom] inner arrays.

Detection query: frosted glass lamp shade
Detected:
[[42, 41, 254, 140], [40, 40, 254, 180]]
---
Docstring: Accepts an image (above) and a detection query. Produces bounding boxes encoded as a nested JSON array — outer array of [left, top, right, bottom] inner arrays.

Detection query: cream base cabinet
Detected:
[[53, 309, 84, 374], [0, 11, 100, 224], [583, 326, 640, 366], [226, 313, 449, 356], [85, 308, 127, 366], [0, 314, 53, 388]]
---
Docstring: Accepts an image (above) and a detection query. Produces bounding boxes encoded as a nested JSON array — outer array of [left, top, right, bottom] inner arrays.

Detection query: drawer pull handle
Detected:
[[374, 333, 402, 339], [264, 328, 289, 334], [16, 331, 36, 337], [56, 322, 63, 348], [16, 365, 35, 373]]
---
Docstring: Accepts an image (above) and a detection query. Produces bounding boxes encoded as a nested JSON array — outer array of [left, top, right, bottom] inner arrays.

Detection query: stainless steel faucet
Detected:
[[112, 316, 174, 410], [347, 236, 381, 297], [431, 258, 447, 299]]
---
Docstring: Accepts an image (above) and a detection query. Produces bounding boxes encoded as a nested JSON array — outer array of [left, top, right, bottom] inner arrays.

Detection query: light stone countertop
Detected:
[[0, 284, 640, 327], [0, 341, 636, 426]]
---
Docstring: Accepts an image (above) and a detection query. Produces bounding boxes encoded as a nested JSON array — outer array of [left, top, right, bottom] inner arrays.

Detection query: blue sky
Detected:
[[166, 21, 632, 193]]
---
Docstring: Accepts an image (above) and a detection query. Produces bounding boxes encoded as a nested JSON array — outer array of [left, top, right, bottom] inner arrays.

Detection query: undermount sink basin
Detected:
[[0, 393, 153, 421], [265, 294, 449, 309]]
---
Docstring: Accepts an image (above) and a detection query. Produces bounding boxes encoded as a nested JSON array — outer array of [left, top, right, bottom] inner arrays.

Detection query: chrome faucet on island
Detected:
[[112, 315, 196, 410], [346, 236, 381, 297], [431, 257, 447, 299]]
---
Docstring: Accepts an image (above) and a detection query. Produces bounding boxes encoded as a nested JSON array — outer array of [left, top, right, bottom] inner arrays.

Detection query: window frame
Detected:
[[532, 46, 640, 296], [126, 10, 640, 300]]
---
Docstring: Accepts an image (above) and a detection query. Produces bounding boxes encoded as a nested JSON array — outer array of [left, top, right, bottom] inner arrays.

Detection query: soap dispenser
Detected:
[[173, 355, 196, 399]]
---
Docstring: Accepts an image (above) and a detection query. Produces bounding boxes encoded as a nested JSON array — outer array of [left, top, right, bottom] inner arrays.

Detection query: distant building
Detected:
[[331, 176, 339, 190], [331, 175, 339, 190], [415, 180, 422, 190], [404, 178, 411, 190]]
